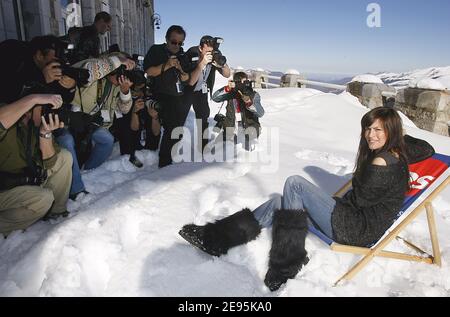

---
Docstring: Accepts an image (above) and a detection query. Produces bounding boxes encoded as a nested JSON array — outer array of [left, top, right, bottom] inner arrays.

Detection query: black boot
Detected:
[[264, 209, 309, 292], [179, 208, 261, 257]]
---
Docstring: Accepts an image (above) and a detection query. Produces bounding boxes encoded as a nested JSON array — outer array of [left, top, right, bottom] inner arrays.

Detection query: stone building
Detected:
[[0, 0, 156, 55]]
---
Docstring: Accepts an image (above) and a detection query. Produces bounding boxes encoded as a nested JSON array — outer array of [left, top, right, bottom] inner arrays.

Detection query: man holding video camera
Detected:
[[184, 36, 231, 151], [0, 94, 73, 237], [56, 53, 135, 201], [144, 25, 192, 168]]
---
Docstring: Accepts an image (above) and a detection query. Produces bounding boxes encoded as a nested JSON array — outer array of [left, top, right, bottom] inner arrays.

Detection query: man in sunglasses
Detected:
[[144, 25, 191, 168], [183, 36, 231, 152]]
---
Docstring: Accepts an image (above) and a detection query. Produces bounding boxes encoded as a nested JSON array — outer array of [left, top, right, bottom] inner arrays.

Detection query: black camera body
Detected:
[[177, 51, 200, 74], [210, 37, 227, 67], [234, 80, 255, 96], [55, 40, 90, 87], [213, 113, 226, 132]]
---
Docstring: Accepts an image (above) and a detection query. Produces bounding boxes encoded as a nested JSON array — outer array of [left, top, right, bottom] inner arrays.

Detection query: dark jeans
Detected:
[[157, 93, 185, 168], [113, 112, 161, 157]]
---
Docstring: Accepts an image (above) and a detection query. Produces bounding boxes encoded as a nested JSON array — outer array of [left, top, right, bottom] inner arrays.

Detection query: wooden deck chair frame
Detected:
[[331, 174, 449, 286]]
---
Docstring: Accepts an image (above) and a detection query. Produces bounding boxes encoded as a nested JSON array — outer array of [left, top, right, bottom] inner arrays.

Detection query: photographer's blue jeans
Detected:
[[56, 128, 85, 195], [253, 176, 336, 240], [84, 128, 114, 170], [56, 128, 114, 195]]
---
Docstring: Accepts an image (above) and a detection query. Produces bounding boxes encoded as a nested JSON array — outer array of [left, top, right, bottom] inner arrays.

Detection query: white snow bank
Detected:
[[409, 78, 447, 90], [351, 74, 384, 84]]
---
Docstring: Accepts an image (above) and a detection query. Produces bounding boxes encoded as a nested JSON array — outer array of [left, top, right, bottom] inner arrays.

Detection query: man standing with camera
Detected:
[[144, 25, 191, 168], [184, 36, 231, 152], [0, 94, 73, 237], [65, 11, 113, 64]]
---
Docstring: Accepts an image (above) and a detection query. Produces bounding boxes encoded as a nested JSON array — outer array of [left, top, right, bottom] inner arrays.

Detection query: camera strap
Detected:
[[24, 121, 38, 176], [89, 80, 112, 115]]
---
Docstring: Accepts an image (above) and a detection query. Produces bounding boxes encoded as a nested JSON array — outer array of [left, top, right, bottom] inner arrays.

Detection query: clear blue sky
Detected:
[[154, 0, 450, 75]]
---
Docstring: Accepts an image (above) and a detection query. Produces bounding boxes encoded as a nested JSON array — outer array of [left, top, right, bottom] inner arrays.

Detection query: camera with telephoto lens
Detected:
[[54, 40, 90, 87], [176, 51, 200, 74], [207, 37, 227, 67], [145, 98, 162, 113], [213, 113, 226, 132]]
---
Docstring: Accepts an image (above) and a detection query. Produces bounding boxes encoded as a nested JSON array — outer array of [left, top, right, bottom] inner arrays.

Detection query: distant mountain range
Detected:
[[264, 67, 450, 92]]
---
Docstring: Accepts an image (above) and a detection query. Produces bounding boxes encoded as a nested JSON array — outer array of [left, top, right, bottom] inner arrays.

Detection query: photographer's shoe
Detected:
[[129, 156, 144, 168], [43, 211, 70, 222], [69, 190, 89, 202]]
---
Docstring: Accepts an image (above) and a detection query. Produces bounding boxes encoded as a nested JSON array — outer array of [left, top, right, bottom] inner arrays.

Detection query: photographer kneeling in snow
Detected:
[[211, 72, 264, 152], [55, 54, 135, 201], [0, 94, 73, 237], [179, 108, 435, 291]]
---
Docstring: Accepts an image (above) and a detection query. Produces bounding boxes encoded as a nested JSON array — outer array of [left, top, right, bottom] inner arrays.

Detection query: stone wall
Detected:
[[395, 88, 450, 136], [347, 81, 396, 109]]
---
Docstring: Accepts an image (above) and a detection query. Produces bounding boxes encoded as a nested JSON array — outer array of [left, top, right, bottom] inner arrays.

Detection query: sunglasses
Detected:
[[170, 40, 184, 47]]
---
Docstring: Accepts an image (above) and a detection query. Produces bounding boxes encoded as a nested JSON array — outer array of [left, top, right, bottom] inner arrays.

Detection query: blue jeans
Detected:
[[253, 176, 336, 239], [56, 128, 114, 195]]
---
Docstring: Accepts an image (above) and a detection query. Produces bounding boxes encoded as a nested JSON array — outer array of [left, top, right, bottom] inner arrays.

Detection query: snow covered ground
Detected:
[[1, 76, 449, 297]]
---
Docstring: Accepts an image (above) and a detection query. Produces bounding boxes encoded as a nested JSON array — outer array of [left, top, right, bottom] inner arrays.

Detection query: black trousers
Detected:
[[192, 91, 210, 150], [157, 93, 186, 168], [113, 112, 161, 157]]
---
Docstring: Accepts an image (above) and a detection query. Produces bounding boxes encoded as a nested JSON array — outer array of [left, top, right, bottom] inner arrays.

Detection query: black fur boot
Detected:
[[179, 208, 261, 257], [264, 209, 309, 292]]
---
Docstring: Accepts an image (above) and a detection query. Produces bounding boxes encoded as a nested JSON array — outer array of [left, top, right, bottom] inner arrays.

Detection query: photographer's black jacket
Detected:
[[144, 44, 185, 96], [0, 40, 75, 104], [185, 46, 220, 97]]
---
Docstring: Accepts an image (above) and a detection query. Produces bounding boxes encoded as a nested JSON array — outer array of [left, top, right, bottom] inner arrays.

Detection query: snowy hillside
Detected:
[[0, 76, 449, 297], [376, 66, 450, 90]]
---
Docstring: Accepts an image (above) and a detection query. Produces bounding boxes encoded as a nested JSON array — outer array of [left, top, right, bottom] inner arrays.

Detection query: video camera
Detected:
[[54, 40, 90, 87]]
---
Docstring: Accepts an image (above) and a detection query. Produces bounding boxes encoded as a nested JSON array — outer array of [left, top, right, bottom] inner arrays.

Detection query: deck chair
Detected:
[[309, 153, 450, 286]]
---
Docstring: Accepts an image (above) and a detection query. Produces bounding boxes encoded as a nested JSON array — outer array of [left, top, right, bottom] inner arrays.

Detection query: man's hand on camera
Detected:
[[43, 62, 63, 83], [133, 99, 145, 113], [40, 113, 64, 135], [33, 94, 63, 109], [118, 75, 133, 94], [200, 52, 213, 67], [166, 56, 180, 71], [148, 107, 159, 120], [59, 75, 76, 89]]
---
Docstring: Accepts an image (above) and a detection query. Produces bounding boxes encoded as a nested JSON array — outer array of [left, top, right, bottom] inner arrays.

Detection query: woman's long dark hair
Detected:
[[354, 108, 409, 181]]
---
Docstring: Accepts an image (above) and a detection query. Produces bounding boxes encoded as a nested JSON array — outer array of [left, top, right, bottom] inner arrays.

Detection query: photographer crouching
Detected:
[[56, 53, 135, 201], [212, 72, 265, 152], [0, 94, 73, 237], [113, 70, 161, 168]]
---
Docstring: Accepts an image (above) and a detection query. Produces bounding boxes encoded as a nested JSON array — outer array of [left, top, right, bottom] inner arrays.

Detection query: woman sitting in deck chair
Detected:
[[179, 107, 435, 291]]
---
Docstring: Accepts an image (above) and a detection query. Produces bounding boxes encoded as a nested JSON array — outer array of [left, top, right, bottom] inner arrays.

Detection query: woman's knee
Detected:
[[285, 175, 307, 191]]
